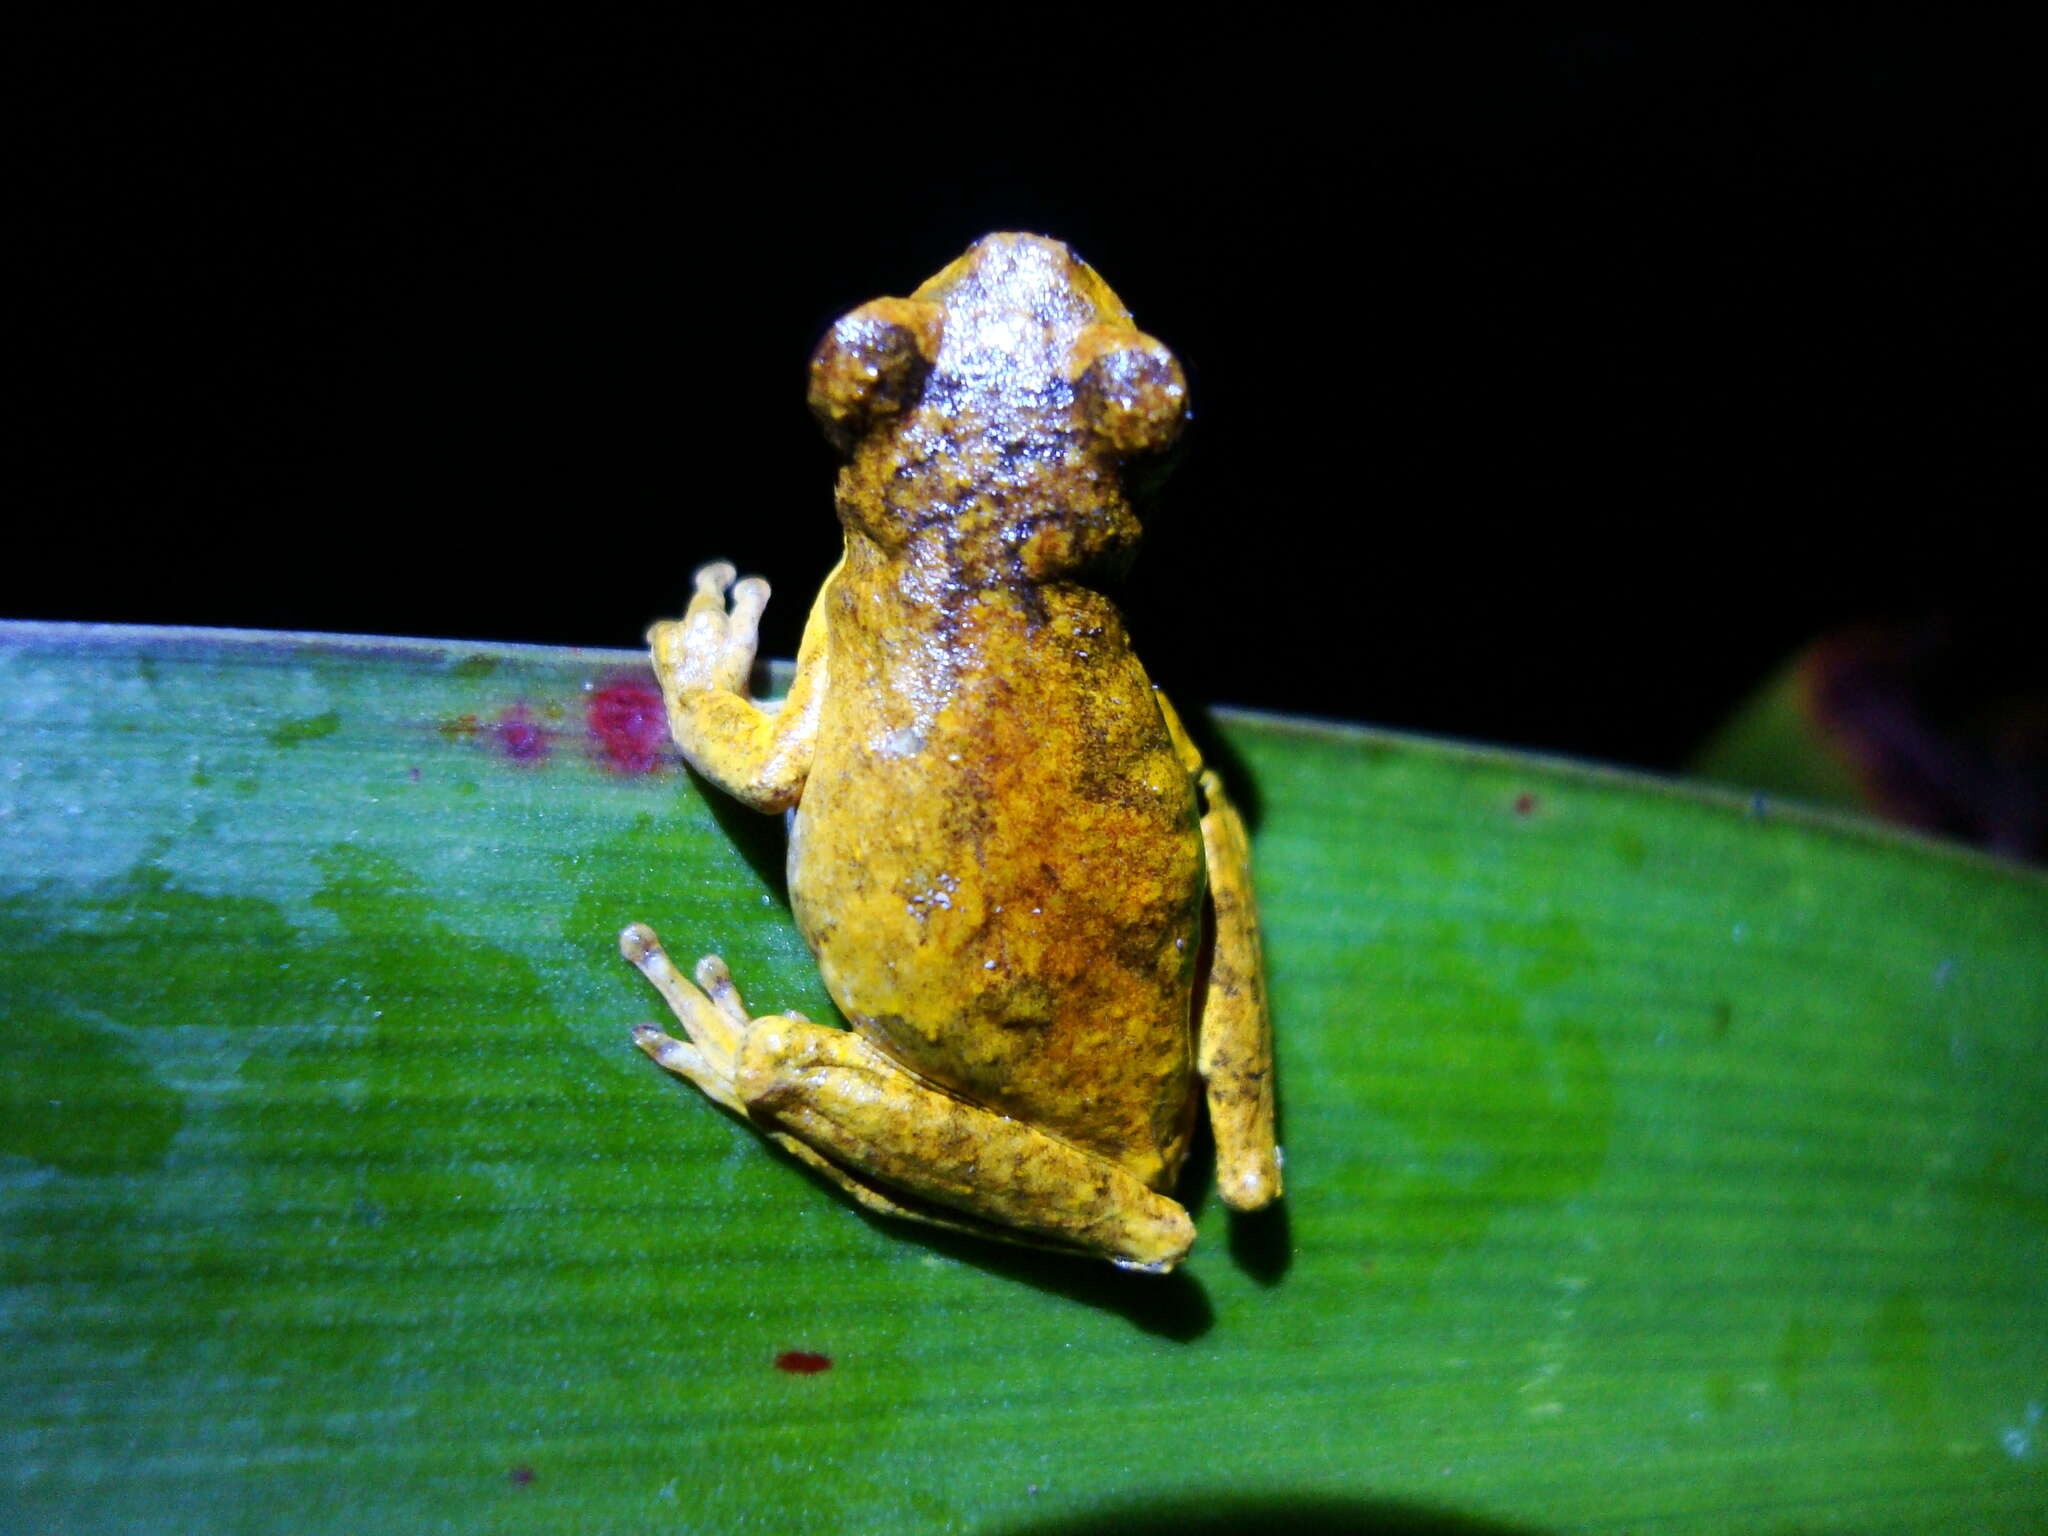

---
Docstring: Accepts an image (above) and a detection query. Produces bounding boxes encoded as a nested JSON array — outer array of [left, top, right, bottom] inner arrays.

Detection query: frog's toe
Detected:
[[1109, 1203, 1196, 1274], [629, 1018, 673, 1056], [1112, 1253, 1178, 1276], [620, 922, 743, 1071], [692, 954, 752, 1030], [727, 576, 769, 628], [1218, 1159, 1282, 1211], [631, 1020, 744, 1114], [667, 562, 769, 693], [693, 561, 737, 599]]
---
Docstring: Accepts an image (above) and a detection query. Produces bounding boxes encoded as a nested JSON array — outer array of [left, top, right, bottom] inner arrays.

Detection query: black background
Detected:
[[11, 11, 2038, 771]]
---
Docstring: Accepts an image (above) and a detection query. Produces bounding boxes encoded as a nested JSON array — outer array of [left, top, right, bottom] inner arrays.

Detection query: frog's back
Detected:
[[791, 232, 1201, 1188], [790, 574, 1202, 1189]]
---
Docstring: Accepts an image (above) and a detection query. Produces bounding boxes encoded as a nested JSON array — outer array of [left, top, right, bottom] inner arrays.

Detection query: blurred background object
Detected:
[[1695, 614, 2047, 862]]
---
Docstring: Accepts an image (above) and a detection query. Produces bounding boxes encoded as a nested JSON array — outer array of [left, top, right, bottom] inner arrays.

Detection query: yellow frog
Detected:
[[620, 233, 1279, 1272]]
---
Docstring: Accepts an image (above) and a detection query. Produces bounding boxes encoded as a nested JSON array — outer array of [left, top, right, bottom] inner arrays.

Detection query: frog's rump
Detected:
[[788, 567, 1205, 1189]]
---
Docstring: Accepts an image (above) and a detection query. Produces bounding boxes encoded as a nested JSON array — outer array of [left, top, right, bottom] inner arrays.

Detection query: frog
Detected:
[[619, 232, 1279, 1272]]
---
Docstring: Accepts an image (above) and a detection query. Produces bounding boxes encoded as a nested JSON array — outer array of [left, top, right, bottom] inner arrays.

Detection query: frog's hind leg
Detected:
[[619, 923, 1195, 1272], [1191, 766, 1283, 1209], [1154, 691, 1283, 1212], [733, 1018, 1196, 1272]]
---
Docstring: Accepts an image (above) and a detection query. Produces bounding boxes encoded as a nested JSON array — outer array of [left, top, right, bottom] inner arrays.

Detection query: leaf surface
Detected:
[[4, 622, 2044, 1534]]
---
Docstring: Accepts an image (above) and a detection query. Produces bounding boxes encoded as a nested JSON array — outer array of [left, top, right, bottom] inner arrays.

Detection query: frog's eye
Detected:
[[1072, 325, 1189, 461], [807, 297, 942, 453]]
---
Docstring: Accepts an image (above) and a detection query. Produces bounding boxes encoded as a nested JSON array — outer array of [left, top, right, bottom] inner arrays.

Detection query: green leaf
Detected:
[[4, 621, 2045, 1534]]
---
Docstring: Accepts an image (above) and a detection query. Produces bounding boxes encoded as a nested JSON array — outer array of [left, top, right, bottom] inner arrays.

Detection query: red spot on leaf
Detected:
[[494, 704, 551, 764], [508, 1464, 534, 1487], [1513, 792, 1538, 816], [587, 679, 667, 774], [774, 1349, 832, 1375]]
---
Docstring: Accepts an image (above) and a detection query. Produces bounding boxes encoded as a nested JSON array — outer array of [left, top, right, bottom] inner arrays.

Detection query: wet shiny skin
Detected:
[[622, 234, 1279, 1270]]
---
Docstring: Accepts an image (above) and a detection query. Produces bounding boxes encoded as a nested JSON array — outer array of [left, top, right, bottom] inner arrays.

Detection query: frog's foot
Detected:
[[638, 559, 831, 815], [620, 922, 1195, 1272], [619, 922, 756, 1115], [649, 561, 769, 696]]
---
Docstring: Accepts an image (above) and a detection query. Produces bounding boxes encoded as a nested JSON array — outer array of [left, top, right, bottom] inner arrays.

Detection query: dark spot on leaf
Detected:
[[508, 1464, 534, 1487], [1513, 792, 1538, 816], [439, 713, 480, 739], [774, 1349, 832, 1375], [453, 655, 501, 680], [494, 704, 551, 764], [587, 679, 667, 774], [267, 710, 340, 748]]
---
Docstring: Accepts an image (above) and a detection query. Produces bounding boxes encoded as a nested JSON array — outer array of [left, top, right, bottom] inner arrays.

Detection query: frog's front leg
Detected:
[[1156, 692, 1283, 1212], [648, 560, 834, 812], [619, 925, 1197, 1273]]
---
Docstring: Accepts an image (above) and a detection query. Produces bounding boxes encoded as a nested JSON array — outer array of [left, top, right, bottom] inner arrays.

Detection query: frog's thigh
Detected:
[[1155, 692, 1284, 1211], [738, 1021, 1197, 1272]]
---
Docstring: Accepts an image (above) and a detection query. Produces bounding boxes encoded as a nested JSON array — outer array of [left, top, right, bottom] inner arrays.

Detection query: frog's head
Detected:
[[808, 233, 1187, 583]]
